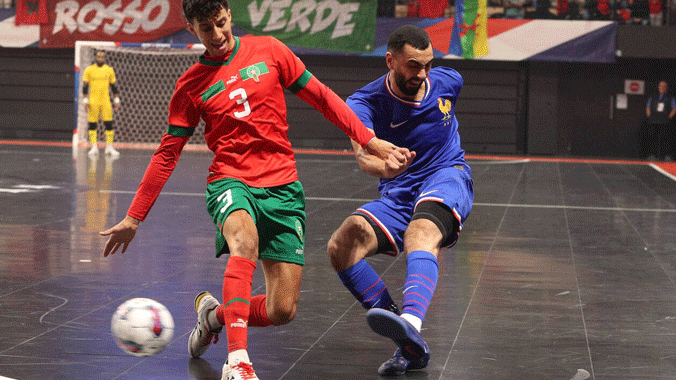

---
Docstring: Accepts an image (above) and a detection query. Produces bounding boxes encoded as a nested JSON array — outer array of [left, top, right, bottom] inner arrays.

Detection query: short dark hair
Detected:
[[387, 25, 431, 54], [183, 0, 229, 23]]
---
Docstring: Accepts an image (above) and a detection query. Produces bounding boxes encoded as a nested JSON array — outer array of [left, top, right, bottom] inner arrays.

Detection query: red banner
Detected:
[[15, 0, 48, 25], [40, 0, 186, 47]]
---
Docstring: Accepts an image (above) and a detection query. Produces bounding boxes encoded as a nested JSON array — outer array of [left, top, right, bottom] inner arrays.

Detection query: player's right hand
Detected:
[[382, 147, 416, 178], [100, 215, 140, 257]]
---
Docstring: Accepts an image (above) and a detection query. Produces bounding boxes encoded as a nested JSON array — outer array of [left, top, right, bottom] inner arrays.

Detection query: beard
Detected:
[[393, 71, 422, 97]]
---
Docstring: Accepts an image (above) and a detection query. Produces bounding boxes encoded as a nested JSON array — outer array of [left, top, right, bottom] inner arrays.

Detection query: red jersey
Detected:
[[649, 0, 662, 14], [169, 36, 308, 187], [126, 35, 374, 221]]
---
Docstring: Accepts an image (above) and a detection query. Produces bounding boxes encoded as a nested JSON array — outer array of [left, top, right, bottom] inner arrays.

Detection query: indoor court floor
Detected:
[[1, 142, 676, 380]]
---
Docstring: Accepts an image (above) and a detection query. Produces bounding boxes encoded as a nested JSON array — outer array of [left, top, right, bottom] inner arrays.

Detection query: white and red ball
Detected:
[[111, 298, 174, 357]]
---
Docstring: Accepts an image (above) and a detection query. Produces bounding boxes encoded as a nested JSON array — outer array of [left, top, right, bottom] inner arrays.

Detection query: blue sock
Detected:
[[338, 259, 397, 311], [402, 250, 438, 321]]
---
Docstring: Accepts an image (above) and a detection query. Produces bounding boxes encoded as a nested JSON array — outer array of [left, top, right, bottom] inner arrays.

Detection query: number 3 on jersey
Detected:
[[230, 88, 251, 118]]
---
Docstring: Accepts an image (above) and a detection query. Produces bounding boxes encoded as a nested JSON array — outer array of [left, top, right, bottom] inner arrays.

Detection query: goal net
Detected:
[[74, 41, 207, 149]]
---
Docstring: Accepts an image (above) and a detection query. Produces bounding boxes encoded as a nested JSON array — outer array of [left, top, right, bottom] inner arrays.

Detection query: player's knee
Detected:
[[225, 232, 258, 260], [327, 217, 370, 272], [268, 302, 296, 325], [404, 219, 443, 251]]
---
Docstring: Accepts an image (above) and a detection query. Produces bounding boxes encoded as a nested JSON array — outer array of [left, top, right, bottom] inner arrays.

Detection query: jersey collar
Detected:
[[199, 36, 240, 66], [384, 72, 430, 106]]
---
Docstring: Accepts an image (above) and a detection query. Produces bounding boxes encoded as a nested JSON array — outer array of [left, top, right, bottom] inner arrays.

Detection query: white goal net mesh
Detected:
[[74, 41, 207, 148]]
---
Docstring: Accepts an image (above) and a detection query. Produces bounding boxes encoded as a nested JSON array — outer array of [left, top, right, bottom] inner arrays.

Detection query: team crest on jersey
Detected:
[[239, 62, 269, 82], [437, 98, 453, 121], [295, 219, 304, 243]]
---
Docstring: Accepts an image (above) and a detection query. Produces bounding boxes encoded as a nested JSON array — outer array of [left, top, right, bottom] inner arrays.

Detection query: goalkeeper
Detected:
[[82, 50, 121, 158]]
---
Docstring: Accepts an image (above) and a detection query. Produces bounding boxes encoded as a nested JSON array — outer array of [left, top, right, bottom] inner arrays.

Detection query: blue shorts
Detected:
[[354, 166, 473, 256]]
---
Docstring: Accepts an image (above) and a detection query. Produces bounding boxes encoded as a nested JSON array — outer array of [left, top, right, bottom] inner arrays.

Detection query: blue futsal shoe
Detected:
[[378, 347, 429, 376], [366, 308, 430, 364]]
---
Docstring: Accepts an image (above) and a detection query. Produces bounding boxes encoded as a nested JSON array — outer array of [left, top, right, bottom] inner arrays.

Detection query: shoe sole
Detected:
[[366, 309, 429, 362]]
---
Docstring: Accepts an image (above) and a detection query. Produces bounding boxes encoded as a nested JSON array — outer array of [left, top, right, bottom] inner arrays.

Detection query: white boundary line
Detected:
[[650, 163, 676, 181], [99, 190, 676, 213]]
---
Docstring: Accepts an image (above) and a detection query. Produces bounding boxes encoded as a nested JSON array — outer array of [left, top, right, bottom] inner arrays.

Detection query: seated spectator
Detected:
[[531, 0, 555, 18], [564, 0, 586, 18], [629, 0, 649, 23], [648, 0, 663, 25], [419, 0, 449, 17], [614, 0, 632, 21], [557, 0, 569, 17], [594, 0, 612, 18], [504, 0, 526, 18]]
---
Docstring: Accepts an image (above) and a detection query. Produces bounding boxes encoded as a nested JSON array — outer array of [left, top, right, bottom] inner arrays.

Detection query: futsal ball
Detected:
[[111, 298, 175, 357]]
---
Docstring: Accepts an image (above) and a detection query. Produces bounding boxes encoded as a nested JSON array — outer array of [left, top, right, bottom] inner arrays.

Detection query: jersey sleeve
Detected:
[[127, 132, 190, 221], [269, 36, 307, 88], [82, 66, 90, 83], [167, 79, 200, 128], [109, 66, 117, 84], [346, 91, 376, 130]]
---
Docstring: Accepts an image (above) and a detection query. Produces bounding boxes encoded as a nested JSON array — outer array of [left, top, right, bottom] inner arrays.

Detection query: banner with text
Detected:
[[40, 0, 186, 48], [230, 0, 377, 53]]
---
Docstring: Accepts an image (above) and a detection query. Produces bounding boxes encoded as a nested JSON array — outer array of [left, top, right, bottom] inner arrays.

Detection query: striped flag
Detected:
[[449, 0, 489, 58]]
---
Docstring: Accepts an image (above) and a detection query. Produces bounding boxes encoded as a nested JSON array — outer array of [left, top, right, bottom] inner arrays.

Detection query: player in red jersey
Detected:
[[99, 0, 413, 379]]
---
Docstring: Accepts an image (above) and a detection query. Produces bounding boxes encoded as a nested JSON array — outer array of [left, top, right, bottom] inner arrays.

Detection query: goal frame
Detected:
[[73, 41, 206, 150]]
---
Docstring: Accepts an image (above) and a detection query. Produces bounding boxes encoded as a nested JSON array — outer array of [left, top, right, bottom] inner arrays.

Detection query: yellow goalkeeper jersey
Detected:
[[83, 64, 116, 104]]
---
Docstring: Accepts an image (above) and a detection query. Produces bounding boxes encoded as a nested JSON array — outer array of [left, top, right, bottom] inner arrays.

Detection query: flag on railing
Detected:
[[15, 0, 48, 25], [448, 0, 489, 58]]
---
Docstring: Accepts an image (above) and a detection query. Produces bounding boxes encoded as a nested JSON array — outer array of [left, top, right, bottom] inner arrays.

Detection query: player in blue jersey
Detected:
[[327, 25, 474, 376]]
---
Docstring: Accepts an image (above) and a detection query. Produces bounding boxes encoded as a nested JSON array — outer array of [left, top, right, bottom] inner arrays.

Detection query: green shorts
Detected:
[[205, 178, 306, 265]]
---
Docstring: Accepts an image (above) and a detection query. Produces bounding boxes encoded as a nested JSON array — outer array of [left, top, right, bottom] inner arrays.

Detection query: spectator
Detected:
[[531, 0, 555, 18], [615, 0, 632, 21], [629, 0, 650, 24], [564, 0, 586, 18], [648, 0, 663, 25], [594, 0, 612, 18], [557, 0, 570, 17], [418, 0, 449, 17], [641, 81, 676, 160], [504, 0, 526, 18]]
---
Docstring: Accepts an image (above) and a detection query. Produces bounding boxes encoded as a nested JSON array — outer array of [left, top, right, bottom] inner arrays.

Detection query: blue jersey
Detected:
[[346, 66, 470, 196]]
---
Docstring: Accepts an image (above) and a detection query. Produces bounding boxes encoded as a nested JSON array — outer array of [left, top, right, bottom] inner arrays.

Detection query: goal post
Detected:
[[73, 41, 207, 150]]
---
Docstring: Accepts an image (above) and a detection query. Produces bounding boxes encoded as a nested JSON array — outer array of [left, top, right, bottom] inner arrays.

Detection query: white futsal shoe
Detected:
[[105, 145, 120, 158], [188, 291, 222, 358], [222, 360, 259, 380], [88, 145, 99, 157]]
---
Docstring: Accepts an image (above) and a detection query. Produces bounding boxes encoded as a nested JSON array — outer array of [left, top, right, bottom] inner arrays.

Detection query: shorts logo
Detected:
[[239, 62, 269, 82], [295, 219, 304, 243], [419, 190, 438, 197]]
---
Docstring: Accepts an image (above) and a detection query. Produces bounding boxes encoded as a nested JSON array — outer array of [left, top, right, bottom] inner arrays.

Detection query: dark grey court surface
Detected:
[[2, 143, 676, 380]]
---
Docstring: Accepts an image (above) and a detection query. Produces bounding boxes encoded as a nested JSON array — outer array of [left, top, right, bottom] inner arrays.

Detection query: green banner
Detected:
[[230, 0, 377, 53]]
